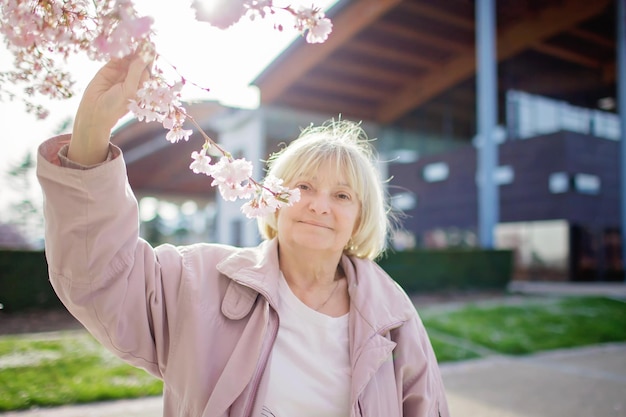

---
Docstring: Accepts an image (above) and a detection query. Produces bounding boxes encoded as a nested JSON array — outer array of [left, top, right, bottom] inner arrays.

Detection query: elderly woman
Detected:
[[37, 56, 449, 417]]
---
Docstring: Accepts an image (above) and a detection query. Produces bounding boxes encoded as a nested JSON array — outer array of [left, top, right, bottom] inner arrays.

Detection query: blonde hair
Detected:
[[257, 120, 392, 260]]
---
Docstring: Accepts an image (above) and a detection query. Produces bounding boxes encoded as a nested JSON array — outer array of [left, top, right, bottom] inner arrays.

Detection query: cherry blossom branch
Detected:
[[191, 0, 333, 44], [185, 114, 229, 157], [0, 0, 332, 217], [184, 112, 301, 218]]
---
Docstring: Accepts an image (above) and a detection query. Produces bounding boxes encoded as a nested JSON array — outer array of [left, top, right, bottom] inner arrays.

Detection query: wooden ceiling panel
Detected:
[[323, 58, 418, 85], [375, 0, 611, 123], [577, 1, 616, 36], [328, 48, 430, 80], [296, 72, 393, 101], [568, 27, 615, 49], [496, 54, 613, 112], [360, 27, 454, 63], [348, 38, 440, 69], [532, 42, 603, 69], [277, 97, 376, 122], [400, 1, 474, 31], [276, 87, 379, 119], [314, 64, 405, 90], [257, 0, 402, 104], [254, 0, 614, 126], [117, 121, 221, 199], [372, 20, 469, 53], [390, 2, 474, 41], [544, 33, 614, 62]]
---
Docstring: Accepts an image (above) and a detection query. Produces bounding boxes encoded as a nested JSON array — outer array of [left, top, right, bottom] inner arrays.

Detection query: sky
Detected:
[[0, 0, 338, 220]]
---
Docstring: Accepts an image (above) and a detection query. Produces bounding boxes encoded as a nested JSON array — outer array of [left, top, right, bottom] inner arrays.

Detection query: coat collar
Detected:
[[341, 255, 415, 333], [216, 239, 280, 320], [216, 239, 415, 331]]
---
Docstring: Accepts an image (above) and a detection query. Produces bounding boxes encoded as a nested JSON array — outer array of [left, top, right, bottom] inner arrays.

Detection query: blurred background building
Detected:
[[111, 0, 622, 283]]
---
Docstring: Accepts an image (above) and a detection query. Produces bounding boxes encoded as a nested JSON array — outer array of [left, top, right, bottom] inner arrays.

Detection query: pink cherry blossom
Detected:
[[305, 15, 332, 43], [191, 0, 246, 29], [241, 197, 275, 218], [95, 1, 154, 59], [0, 0, 329, 217], [165, 125, 193, 143], [189, 148, 213, 175], [240, 175, 300, 218], [218, 181, 256, 202], [129, 79, 184, 124], [263, 175, 301, 208], [211, 157, 253, 185], [0, 0, 154, 117], [294, 6, 333, 44]]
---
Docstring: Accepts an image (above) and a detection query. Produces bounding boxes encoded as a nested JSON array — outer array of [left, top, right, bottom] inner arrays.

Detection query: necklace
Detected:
[[315, 279, 340, 311]]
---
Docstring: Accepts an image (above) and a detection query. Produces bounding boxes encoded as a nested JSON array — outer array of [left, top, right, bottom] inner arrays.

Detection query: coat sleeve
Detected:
[[36, 134, 183, 379], [392, 310, 451, 417]]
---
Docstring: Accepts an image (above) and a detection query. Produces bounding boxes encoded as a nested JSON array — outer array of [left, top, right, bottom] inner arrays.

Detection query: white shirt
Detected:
[[262, 273, 351, 417]]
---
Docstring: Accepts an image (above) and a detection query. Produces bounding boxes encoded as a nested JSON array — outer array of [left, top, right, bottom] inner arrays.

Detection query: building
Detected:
[[116, 0, 621, 281], [388, 92, 621, 281]]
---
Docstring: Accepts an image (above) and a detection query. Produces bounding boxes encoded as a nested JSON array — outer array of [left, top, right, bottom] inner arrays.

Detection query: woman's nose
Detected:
[[308, 193, 330, 213]]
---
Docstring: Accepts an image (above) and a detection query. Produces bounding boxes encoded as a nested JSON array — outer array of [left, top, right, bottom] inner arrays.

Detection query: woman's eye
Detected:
[[338, 193, 351, 200], [297, 184, 310, 191]]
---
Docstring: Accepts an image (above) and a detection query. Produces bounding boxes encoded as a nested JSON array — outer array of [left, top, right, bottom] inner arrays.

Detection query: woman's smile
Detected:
[[299, 219, 332, 229]]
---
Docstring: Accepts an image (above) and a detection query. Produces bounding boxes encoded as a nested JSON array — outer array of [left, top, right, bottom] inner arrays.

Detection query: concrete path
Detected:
[[442, 342, 626, 417], [508, 281, 626, 299], [1, 342, 624, 417], [0, 397, 162, 417]]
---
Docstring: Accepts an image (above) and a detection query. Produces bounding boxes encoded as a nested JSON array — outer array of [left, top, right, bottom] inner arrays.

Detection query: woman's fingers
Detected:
[[122, 54, 152, 101], [68, 49, 156, 165]]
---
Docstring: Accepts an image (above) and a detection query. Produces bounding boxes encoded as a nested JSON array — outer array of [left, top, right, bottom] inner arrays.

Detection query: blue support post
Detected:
[[619, 0, 626, 282], [476, 0, 499, 248]]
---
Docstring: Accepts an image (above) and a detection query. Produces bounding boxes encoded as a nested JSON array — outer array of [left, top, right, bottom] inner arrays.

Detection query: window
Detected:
[[423, 162, 449, 182], [574, 173, 601, 195], [391, 192, 417, 211], [495, 165, 514, 185], [549, 172, 569, 194], [475, 166, 514, 185]]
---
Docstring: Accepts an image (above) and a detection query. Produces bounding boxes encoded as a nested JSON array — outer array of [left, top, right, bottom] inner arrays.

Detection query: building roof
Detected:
[[254, 0, 616, 137], [113, 101, 226, 200]]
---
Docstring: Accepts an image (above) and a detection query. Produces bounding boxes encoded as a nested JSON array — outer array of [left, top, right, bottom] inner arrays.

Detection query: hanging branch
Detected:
[[0, 0, 333, 217]]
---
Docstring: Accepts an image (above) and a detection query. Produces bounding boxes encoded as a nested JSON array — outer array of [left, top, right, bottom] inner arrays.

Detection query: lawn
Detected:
[[421, 296, 626, 357], [0, 332, 162, 411], [0, 295, 624, 411]]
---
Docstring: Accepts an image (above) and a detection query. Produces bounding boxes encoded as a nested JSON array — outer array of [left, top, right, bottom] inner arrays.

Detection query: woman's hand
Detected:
[[68, 54, 151, 165]]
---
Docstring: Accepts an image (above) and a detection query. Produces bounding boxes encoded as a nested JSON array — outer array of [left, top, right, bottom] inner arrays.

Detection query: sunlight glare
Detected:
[[130, 0, 340, 108]]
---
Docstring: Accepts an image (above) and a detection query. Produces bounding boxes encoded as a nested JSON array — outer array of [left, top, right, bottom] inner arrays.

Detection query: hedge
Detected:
[[377, 248, 514, 293], [1, 248, 514, 312], [0, 250, 61, 313]]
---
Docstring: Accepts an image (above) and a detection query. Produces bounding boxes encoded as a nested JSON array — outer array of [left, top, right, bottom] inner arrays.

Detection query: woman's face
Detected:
[[276, 165, 360, 256]]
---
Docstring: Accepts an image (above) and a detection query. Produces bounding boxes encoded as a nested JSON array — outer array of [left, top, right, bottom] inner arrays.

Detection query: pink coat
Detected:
[[37, 135, 450, 417]]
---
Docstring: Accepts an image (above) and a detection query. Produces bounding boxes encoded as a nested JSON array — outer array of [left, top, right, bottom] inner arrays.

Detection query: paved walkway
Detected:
[[1, 342, 624, 417], [508, 281, 626, 298], [442, 342, 626, 417]]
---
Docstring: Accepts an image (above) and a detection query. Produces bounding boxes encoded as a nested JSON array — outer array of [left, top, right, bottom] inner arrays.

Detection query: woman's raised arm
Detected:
[[68, 54, 150, 165]]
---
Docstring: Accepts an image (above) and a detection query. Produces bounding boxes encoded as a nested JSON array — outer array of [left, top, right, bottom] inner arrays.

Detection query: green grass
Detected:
[[0, 295, 624, 411], [428, 333, 483, 362], [421, 296, 626, 355], [0, 332, 162, 411]]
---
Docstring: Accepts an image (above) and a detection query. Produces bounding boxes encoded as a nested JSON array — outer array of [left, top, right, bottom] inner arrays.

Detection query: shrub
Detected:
[[377, 248, 514, 293], [0, 250, 60, 312]]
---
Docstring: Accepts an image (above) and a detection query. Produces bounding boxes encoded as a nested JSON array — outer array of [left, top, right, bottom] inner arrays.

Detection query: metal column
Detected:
[[616, 0, 626, 282], [476, 0, 499, 248]]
